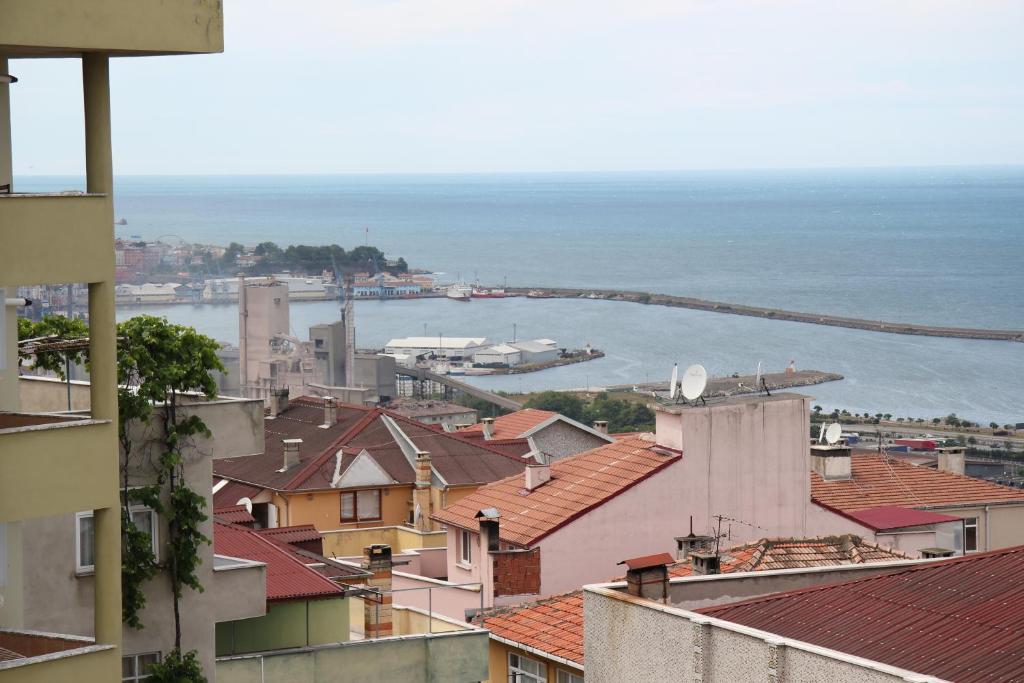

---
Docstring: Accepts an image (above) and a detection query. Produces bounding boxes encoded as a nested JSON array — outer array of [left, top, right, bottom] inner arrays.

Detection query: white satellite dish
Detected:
[[237, 496, 254, 514], [669, 363, 679, 400], [824, 423, 842, 445], [681, 364, 708, 401]]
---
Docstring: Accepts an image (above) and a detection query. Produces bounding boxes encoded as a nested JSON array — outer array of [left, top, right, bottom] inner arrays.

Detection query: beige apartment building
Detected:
[[0, 2, 223, 680]]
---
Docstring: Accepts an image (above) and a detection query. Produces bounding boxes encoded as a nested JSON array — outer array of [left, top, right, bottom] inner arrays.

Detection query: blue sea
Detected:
[[19, 168, 1024, 424]]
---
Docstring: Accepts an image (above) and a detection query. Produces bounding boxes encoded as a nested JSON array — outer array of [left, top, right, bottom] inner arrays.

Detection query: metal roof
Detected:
[[619, 552, 676, 571], [845, 506, 961, 531], [697, 545, 1024, 683]]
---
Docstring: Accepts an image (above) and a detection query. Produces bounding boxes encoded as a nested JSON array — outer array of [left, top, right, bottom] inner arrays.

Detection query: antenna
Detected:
[[680, 364, 708, 403], [669, 363, 679, 400], [825, 422, 842, 445]]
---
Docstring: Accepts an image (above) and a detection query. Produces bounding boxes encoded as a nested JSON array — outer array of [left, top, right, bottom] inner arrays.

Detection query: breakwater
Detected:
[[607, 369, 844, 397], [509, 288, 1024, 343]]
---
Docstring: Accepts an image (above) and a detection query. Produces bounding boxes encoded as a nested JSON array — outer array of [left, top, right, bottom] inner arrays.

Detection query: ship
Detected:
[[472, 287, 506, 298], [446, 284, 472, 302]]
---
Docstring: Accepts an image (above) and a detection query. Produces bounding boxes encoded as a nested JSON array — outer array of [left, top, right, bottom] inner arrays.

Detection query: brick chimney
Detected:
[[281, 438, 302, 471], [268, 387, 289, 417], [481, 417, 495, 440], [810, 443, 852, 481], [937, 447, 966, 476], [618, 553, 673, 603], [362, 544, 393, 638], [524, 463, 551, 491], [413, 451, 433, 532], [592, 420, 609, 434], [322, 396, 338, 428]]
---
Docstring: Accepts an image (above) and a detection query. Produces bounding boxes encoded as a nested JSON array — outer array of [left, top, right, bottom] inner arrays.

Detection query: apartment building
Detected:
[[0, 3, 223, 680]]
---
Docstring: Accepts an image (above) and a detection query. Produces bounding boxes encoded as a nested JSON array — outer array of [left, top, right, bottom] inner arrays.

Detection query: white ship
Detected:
[[446, 284, 472, 302]]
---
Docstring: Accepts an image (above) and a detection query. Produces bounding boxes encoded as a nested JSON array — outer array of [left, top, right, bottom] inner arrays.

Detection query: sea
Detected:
[[19, 167, 1024, 425]]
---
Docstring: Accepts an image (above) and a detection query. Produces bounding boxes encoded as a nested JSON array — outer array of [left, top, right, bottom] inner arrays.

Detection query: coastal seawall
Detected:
[[510, 288, 1024, 343]]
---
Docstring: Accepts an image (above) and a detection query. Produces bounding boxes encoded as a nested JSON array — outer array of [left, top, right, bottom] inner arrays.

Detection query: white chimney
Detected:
[[322, 396, 338, 428], [282, 438, 302, 471], [810, 443, 852, 481], [482, 417, 495, 440], [937, 447, 966, 476], [524, 463, 551, 491], [269, 388, 289, 418], [592, 420, 609, 435]]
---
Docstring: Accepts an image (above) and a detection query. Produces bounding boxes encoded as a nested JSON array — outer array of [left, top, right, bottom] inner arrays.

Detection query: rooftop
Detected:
[[844, 505, 962, 531], [811, 454, 1024, 512], [432, 436, 679, 546], [458, 408, 557, 439], [473, 591, 584, 666], [384, 336, 489, 349], [213, 505, 256, 526], [696, 545, 1024, 683]]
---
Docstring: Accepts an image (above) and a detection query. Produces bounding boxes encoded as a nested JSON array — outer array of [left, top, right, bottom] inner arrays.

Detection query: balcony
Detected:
[[0, 629, 116, 682], [0, 194, 112, 288], [0, 0, 223, 57]]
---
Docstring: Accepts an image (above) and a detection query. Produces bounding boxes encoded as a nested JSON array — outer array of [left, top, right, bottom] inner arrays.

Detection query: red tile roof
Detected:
[[213, 520, 344, 602], [844, 505, 961, 531], [475, 591, 584, 666], [432, 437, 680, 546], [666, 535, 909, 578], [696, 545, 1024, 683], [811, 454, 1024, 512], [255, 524, 322, 544], [458, 408, 557, 439], [213, 397, 529, 492], [213, 505, 257, 525]]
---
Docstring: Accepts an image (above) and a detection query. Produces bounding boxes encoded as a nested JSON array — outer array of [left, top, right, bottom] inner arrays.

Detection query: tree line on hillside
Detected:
[[210, 242, 407, 276], [524, 391, 655, 433]]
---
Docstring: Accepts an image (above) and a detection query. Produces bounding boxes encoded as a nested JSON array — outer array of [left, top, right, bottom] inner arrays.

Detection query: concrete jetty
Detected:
[[608, 369, 844, 398], [511, 288, 1024, 343]]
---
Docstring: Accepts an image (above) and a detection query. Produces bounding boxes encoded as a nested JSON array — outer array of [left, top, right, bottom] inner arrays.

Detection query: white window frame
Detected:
[[964, 517, 979, 553], [509, 652, 546, 683], [129, 505, 160, 561], [459, 528, 473, 565], [557, 668, 584, 683], [75, 511, 95, 574], [122, 651, 161, 681]]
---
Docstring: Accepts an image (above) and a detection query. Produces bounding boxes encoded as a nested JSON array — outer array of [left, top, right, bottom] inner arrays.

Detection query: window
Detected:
[[128, 507, 159, 560], [76, 511, 95, 573], [557, 670, 584, 683], [459, 528, 473, 565], [509, 653, 546, 683], [122, 651, 160, 681], [340, 489, 382, 522], [965, 517, 979, 552]]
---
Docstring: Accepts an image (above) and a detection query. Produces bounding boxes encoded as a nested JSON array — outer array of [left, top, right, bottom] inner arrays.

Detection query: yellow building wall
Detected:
[[279, 486, 413, 533], [486, 639, 582, 683]]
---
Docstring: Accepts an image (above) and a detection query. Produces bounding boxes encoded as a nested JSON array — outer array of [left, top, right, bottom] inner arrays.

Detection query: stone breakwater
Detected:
[[511, 288, 1024, 343]]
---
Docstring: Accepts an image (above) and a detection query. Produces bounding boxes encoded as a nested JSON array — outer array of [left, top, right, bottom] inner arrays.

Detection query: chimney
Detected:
[[524, 463, 551, 491], [618, 553, 673, 603], [281, 438, 302, 471], [810, 443, 852, 481], [690, 550, 721, 576], [481, 417, 495, 440], [592, 420, 609, 435], [362, 544, 393, 638], [476, 507, 501, 553], [268, 387, 289, 417], [322, 396, 338, 428], [937, 447, 966, 477], [675, 518, 714, 560], [413, 452, 433, 532]]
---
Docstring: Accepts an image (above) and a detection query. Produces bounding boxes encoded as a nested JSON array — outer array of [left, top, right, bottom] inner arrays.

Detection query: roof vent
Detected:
[[524, 463, 550, 491], [280, 438, 302, 471], [321, 396, 338, 428], [592, 420, 609, 435], [921, 547, 956, 559], [690, 551, 721, 576], [482, 417, 495, 440]]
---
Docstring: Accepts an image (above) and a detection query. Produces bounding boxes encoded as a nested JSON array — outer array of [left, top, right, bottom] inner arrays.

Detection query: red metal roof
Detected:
[[619, 552, 675, 571], [255, 524, 322, 544], [845, 505, 961, 531], [697, 545, 1024, 682], [432, 436, 680, 546], [811, 454, 1024, 512], [212, 480, 263, 509], [213, 520, 344, 602], [213, 505, 256, 525]]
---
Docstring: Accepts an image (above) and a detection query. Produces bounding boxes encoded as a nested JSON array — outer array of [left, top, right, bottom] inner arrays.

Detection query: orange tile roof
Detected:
[[666, 535, 909, 578], [432, 437, 680, 546], [475, 591, 584, 666], [459, 408, 557, 439], [811, 454, 1024, 512]]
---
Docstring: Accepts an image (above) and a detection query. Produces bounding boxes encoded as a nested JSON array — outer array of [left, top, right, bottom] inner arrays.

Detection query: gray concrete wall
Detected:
[[530, 421, 609, 462], [216, 630, 490, 683]]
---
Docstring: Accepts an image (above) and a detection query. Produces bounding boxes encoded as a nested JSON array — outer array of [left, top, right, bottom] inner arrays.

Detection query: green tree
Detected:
[[17, 314, 89, 379], [583, 393, 655, 433], [219, 242, 245, 270], [524, 391, 585, 423], [813, 405, 822, 414], [991, 422, 1000, 430]]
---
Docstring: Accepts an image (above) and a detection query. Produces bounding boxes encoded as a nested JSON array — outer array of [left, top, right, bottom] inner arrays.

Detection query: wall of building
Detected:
[[583, 588, 919, 683], [320, 525, 446, 559], [215, 597, 349, 656], [284, 486, 413, 536], [390, 572, 483, 622], [17, 376, 92, 412], [216, 629, 489, 683], [485, 639, 582, 683], [529, 421, 610, 462]]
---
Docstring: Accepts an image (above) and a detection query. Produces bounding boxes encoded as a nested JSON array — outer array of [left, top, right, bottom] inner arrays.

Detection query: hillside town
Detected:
[[3, 4, 1024, 683]]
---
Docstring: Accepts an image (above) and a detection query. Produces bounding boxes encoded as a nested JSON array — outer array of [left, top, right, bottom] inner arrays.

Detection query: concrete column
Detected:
[[83, 55, 113, 195], [0, 56, 13, 190], [93, 506, 122, 647]]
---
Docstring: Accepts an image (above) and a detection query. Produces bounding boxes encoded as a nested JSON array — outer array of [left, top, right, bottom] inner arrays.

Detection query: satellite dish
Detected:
[[754, 361, 762, 388], [825, 423, 842, 445], [237, 496, 254, 514], [669, 363, 679, 400], [681, 364, 708, 401]]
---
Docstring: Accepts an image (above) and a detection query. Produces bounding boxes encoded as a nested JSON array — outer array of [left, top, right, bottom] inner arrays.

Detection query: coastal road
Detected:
[[843, 423, 1024, 447]]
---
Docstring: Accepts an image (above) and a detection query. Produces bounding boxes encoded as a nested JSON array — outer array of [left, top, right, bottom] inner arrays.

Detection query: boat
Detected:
[[446, 284, 472, 302], [472, 288, 506, 298]]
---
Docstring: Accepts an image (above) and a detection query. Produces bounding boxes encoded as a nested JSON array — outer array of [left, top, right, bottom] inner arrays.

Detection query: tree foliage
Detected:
[[16, 314, 89, 379], [523, 391, 655, 433], [148, 649, 207, 683], [245, 242, 406, 276]]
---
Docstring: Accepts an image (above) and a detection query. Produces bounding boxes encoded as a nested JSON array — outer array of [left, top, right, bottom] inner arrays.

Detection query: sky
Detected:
[[9, 0, 1024, 175]]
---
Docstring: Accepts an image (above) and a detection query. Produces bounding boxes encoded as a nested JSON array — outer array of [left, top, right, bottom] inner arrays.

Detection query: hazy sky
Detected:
[[9, 1, 1024, 175]]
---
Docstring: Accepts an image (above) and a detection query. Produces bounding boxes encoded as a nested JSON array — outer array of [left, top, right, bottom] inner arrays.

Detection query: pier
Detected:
[[607, 369, 844, 398], [510, 288, 1024, 343]]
